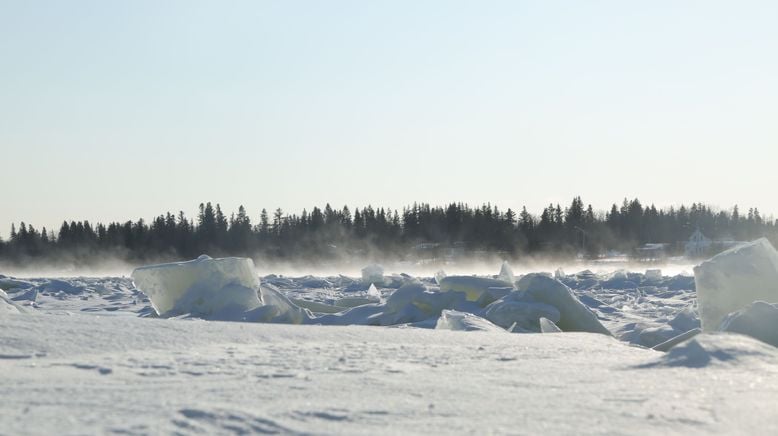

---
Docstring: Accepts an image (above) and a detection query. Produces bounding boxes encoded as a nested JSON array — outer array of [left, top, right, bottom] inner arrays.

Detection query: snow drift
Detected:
[[127, 257, 618, 336], [640, 332, 778, 368]]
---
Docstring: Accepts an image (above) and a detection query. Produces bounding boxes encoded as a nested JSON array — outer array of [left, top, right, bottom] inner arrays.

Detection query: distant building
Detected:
[[411, 242, 442, 264], [685, 229, 712, 257], [635, 243, 669, 261]]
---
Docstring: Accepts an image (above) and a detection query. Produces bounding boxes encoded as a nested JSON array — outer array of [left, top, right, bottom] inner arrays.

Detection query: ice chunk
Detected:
[[1, 289, 26, 314], [11, 288, 38, 303], [335, 296, 378, 308], [290, 298, 344, 314], [0, 277, 33, 291], [668, 307, 700, 332], [313, 303, 384, 326], [601, 270, 636, 290], [539, 317, 562, 333], [38, 279, 84, 295], [638, 325, 678, 348], [439, 276, 515, 301], [361, 264, 385, 285], [652, 328, 702, 352], [720, 301, 778, 347], [245, 285, 312, 324], [434, 270, 447, 285], [645, 269, 662, 282], [381, 282, 466, 325], [131, 255, 262, 317], [482, 293, 560, 331], [366, 283, 383, 303], [435, 310, 505, 332], [498, 261, 515, 285], [693, 238, 778, 331], [297, 276, 333, 288], [517, 274, 611, 335], [475, 287, 513, 306]]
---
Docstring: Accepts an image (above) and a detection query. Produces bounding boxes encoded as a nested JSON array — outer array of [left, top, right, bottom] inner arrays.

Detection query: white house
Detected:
[[685, 229, 712, 257]]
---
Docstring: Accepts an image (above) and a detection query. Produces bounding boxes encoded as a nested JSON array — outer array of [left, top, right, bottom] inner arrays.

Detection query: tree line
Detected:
[[1, 198, 777, 266]]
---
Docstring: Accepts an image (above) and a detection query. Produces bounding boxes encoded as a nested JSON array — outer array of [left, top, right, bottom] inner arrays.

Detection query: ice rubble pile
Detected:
[[131, 256, 612, 335], [313, 272, 610, 334]]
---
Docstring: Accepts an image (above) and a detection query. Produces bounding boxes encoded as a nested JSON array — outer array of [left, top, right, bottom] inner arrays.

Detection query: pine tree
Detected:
[[273, 208, 284, 235], [259, 209, 270, 236]]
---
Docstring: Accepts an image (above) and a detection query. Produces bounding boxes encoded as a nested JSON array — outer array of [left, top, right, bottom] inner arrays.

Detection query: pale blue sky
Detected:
[[2, 1, 777, 237]]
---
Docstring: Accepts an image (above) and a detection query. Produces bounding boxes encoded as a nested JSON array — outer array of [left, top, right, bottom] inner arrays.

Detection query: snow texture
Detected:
[[2, 313, 778, 434], [694, 238, 778, 330]]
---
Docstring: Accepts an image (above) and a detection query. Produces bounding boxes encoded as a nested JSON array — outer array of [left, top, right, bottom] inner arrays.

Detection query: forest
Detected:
[[1, 197, 777, 266]]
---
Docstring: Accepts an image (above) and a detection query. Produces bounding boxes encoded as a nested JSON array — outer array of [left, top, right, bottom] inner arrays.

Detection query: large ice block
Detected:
[[517, 274, 611, 335], [693, 238, 778, 331], [131, 255, 261, 317]]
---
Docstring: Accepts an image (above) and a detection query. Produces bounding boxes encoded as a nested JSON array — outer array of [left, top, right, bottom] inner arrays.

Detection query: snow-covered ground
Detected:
[[2, 267, 778, 434]]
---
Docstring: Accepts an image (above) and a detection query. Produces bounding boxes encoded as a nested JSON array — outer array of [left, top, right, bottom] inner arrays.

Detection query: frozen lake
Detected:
[[2, 265, 778, 434]]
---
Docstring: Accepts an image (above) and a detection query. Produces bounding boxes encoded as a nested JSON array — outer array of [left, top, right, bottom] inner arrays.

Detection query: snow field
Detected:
[[2, 312, 778, 434]]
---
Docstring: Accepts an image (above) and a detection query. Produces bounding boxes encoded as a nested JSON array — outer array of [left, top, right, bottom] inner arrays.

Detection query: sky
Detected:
[[1, 0, 777, 237]]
